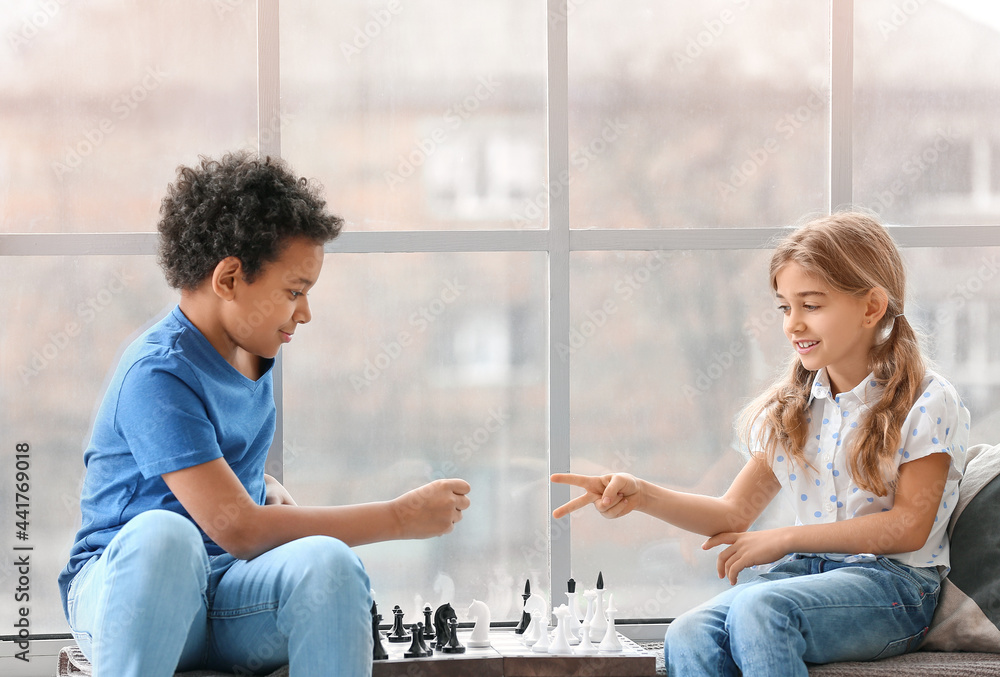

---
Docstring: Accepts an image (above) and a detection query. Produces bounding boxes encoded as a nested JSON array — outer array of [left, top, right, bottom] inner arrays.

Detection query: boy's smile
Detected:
[[181, 236, 326, 379]]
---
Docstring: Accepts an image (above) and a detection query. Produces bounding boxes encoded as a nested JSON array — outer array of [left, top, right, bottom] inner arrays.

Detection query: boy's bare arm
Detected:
[[551, 454, 780, 537], [163, 458, 470, 559]]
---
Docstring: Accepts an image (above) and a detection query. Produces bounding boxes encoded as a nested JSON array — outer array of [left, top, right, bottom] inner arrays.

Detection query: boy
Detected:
[[58, 152, 471, 676]]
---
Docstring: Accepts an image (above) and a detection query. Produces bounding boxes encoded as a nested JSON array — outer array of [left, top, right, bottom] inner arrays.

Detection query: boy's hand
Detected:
[[263, 473, 297, 506], [391, 478, 471, 539], [550, 473, 642, 519]]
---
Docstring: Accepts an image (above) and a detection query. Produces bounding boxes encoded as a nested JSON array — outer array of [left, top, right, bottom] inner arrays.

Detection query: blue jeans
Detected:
[[66, 510, 373, 677], [664, 555, 940, 677]]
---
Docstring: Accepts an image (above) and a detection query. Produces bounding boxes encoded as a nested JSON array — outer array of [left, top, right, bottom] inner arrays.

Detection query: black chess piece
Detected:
[[415, 622, 433, 656], [388, 605, 410, 642], [371, 601, 388, 661], [434, 603, 457, 649], [597, 571, 604, 590], [422, 605, 436, 641], [404, 623, 430, 658], [441, 617, 466, 654], [515, 579, 531, 634]]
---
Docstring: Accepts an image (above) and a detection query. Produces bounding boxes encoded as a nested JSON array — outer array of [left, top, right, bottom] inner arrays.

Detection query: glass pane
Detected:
[[0, 0, 257, 233], [568, 1, 830, 229], [281, 3, 547, 231], [855, 1, 1000, 224], [569, 247, 999, 619], [283, 252, 548, 621], [0, 256, 176, 633]]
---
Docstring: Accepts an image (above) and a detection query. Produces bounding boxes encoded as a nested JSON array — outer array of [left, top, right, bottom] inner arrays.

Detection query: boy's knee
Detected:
[[280, 536, 370, 596], [114, 510, 206, 565]]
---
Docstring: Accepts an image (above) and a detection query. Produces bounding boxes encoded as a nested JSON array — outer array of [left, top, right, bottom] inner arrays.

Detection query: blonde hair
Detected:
[[739, 211, 925, 496]]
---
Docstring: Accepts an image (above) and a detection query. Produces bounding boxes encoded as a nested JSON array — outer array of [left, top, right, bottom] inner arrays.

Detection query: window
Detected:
[[3, 1, 1000, 660]]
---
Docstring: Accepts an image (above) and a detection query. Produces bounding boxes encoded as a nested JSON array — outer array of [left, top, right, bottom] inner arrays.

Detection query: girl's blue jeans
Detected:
[[664, 554, 941, 677], [65, 510, 373, 677]]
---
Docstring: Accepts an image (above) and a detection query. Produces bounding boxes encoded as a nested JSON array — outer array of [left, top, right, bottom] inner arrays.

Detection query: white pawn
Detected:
[[599, 593, 623, 652], [590, 587, 608, 641], [522, 595, 546, 646], [531, 611, 551, 653], [576, 619, 598, 655], [582, 589, 597, 634], [548, 606, 572, 654], [467, 599, 492, 648]]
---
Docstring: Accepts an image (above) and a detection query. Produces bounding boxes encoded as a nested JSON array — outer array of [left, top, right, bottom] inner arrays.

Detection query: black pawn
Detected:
[[371, 602, 388, 661], [515, 579, 531, 634], [442, 617, 466, 654], [404, 623, 430, 658], [388, 605, 410, 642], [416, 622, 433, 656], [422, 605, 436, 641]]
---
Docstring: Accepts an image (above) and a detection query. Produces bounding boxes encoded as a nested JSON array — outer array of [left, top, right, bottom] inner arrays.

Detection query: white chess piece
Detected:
[[566, 587, 584, 626], [576, 619, 598, 655], [467, 599, 492, 648], [582, 589, 596, 632], [590, 587, 608, 641], [599, 593, 623, 652], [548, 606, 573, 654], [522, 595, 547, 646], [531, 610, 551, 653]]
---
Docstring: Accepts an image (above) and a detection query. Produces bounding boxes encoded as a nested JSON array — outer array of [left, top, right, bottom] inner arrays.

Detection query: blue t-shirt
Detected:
[[58, 306, 275, 617]]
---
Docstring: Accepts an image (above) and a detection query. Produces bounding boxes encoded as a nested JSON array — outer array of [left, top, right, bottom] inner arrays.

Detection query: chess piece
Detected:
[[415, 622, 433, 656], [371, 601, 388, 661], [566, 578, 584, 626], [599, 593, 623, 652], [422, 605, 436, 642], [522, 594, 547, 646], [404, 623, 430, 658], [467, 599, 492, 648], [442, 617, 466, 654], [515, 579, 531, 634], [576, 619, 598, 655], [388, 605, 410, 642], [531, 610, 551, 653], [582, 589, 597, 636], [590, 572, 608, 641], [434, 603, 457, 649], [548, 605, 572, 654]]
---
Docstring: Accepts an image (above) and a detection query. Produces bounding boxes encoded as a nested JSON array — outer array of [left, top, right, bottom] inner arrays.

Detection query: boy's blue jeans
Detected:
[[65, 510, 373, 677], [664, 554, 940, 677]]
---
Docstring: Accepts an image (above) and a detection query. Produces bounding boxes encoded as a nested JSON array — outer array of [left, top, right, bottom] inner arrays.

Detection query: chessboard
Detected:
[[374, 627, 657, 677]]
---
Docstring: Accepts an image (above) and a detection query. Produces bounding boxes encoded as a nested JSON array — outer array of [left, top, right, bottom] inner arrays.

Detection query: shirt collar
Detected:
[[808, 368, 880, 406]]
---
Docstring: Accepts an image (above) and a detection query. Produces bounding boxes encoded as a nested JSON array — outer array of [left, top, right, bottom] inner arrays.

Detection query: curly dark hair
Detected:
[[157, 152, 343, 290]]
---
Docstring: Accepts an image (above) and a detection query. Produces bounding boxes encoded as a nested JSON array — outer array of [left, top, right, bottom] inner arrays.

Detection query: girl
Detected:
[[552, 211, 968, 676]]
